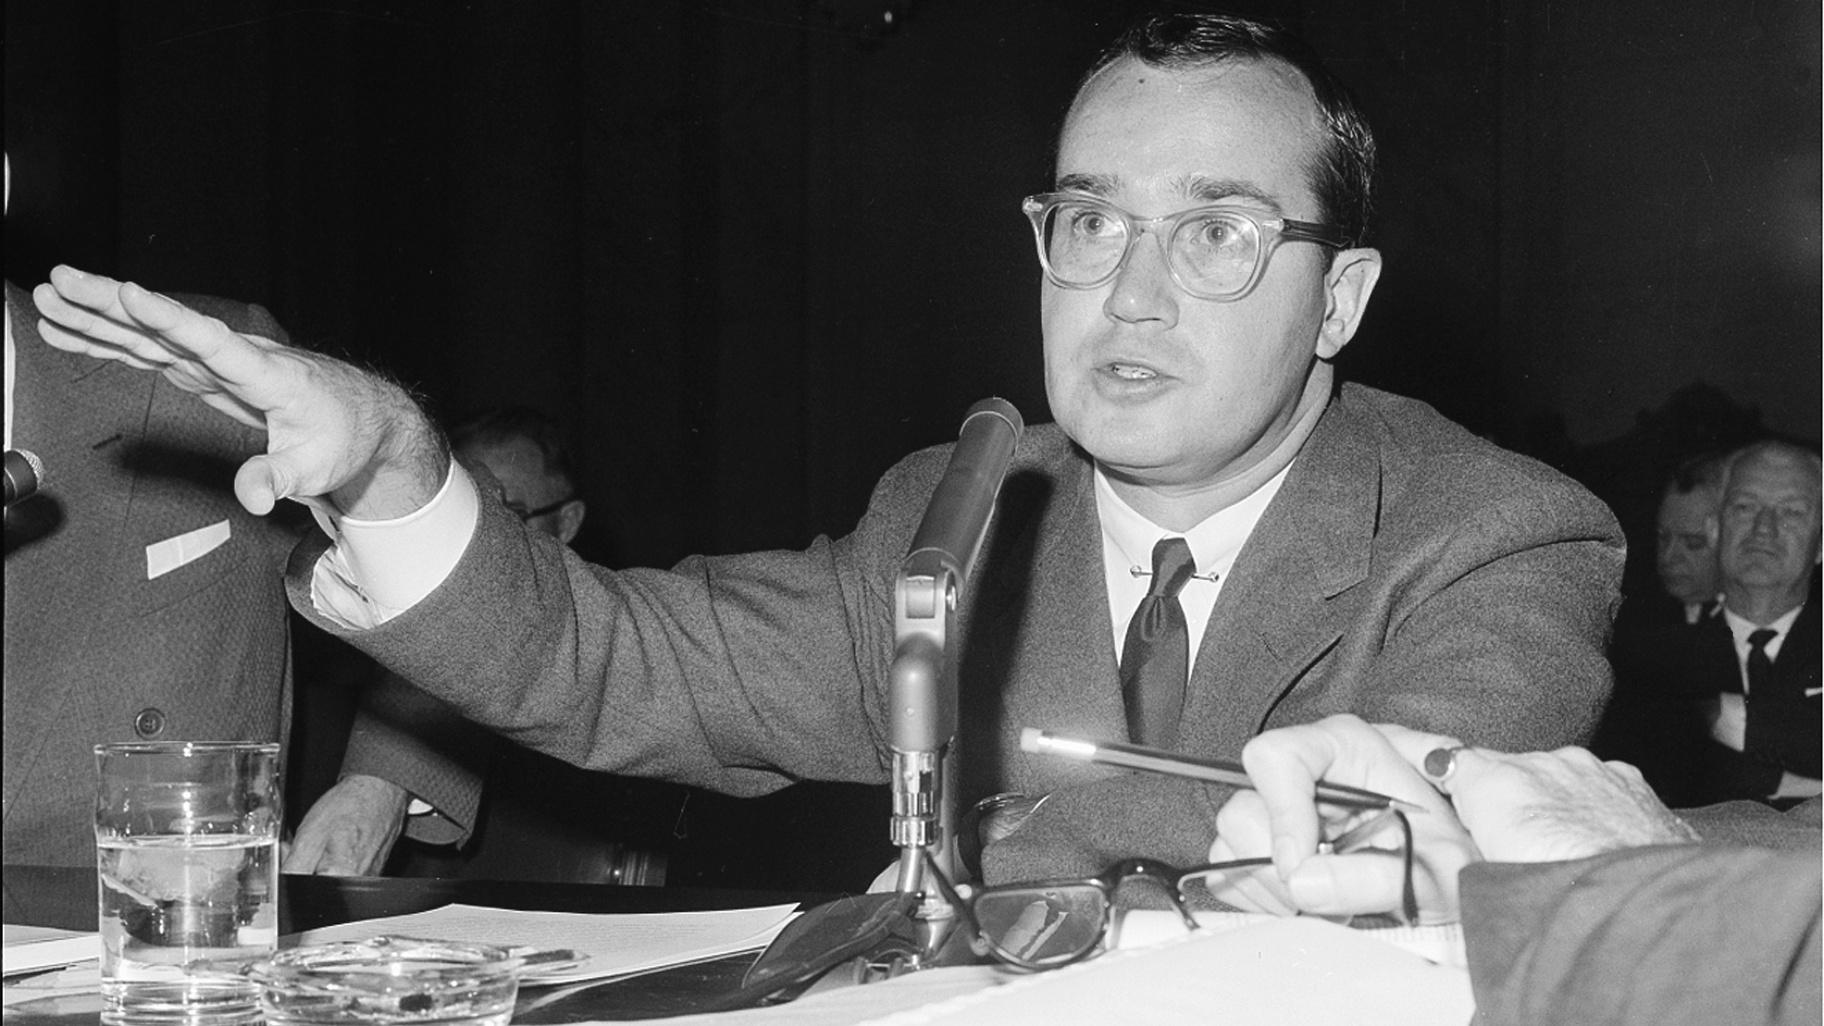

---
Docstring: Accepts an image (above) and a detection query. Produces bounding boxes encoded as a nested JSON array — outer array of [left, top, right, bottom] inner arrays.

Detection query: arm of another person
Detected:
[[1212, 716, 1820, 1026], [287, 672, 494, 875], [1462, 846, 1821, 1026]]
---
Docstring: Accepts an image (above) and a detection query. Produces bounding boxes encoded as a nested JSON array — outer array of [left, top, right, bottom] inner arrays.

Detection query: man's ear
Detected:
[[1315, 247, 1382, 360], [555, 499, 587, 547]]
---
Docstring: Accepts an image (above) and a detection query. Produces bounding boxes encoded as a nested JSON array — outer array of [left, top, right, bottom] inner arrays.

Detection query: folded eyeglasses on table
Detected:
[[711, 732, 1418, 1011]]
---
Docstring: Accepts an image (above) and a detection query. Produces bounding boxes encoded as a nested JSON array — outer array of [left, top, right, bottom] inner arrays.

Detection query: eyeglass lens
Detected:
[[962, 812, 1413, 969], [971, 886, 1108, 967], [1038, 199, 1261, 298]]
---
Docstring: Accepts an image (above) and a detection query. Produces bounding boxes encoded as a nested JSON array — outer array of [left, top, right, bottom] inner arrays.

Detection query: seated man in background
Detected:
[[31, 13, 1625, 882], [1652, 453, 1728, 625], [1595, 452, 1728, 803], [1210, 714, 1819, 1026], [1691, 439, 1821, 804]]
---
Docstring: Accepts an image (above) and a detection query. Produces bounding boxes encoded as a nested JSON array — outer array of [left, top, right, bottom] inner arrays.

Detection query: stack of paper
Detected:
[[291, 902, 800, 987]]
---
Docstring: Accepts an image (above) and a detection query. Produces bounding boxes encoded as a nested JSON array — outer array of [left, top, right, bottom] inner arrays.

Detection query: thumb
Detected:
[[234, 454, 295, 515]]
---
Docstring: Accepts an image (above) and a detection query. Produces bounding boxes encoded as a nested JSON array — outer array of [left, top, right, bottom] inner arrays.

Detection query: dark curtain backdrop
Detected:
[[6, 2, 1819, 883], [11, 0, 1817, 570]]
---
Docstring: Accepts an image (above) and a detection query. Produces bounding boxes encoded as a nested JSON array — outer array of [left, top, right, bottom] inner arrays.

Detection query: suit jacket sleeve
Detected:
[[1460, 845, 1821, 1026], [285, 443, 925, 796], [339, 671, 492, 845]]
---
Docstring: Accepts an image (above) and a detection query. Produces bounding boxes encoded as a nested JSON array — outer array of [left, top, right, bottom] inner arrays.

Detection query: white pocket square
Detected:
[[146, 520, 232, 580]]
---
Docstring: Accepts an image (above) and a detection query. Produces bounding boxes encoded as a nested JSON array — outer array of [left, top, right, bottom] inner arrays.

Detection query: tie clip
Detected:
[[1129, 565, 1220, 582]]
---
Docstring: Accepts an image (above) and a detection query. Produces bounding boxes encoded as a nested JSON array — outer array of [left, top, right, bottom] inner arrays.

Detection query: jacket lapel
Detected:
[[1182, 397, 1380, 757], [960, 438, 1125, 798]]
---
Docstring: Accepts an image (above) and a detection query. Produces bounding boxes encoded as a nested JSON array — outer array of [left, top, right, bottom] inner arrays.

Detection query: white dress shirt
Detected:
[[1095, 462, 1290, 668], [1721, 603, 1803, 694], [306, 462, 481, 629]]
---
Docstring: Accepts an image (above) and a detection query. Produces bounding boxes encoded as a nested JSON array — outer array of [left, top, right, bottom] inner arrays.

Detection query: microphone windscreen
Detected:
[[5, 448, 45, 505]]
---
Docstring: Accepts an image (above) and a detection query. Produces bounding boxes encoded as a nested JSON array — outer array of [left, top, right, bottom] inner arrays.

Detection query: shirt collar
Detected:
[[1721, 602, 1804, 644], [1093, 460, 1293, 582]]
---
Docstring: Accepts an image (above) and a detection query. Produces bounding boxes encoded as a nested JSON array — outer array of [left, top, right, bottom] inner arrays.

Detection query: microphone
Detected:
[[900, 397, 1024, 588], [4, 449, 44, 507], [888, 397, 1022, 874], [741, 400, 1025, 993]]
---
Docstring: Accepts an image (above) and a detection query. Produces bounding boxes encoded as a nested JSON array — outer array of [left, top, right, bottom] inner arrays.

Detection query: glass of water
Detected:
[[94, 741, 281, 1025]]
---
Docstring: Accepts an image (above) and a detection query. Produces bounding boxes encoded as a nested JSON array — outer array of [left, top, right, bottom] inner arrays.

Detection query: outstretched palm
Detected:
[[34, 265, 444, 518]]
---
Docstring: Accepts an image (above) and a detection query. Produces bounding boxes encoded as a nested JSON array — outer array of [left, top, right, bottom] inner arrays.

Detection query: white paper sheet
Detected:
[[290, 902, 800, 987], [606, 916, 1474, 1026], [2, 924, 99, 976]]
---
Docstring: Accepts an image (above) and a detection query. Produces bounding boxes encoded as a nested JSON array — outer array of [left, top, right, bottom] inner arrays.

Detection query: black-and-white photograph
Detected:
[[6, 4, 1818, 1024]]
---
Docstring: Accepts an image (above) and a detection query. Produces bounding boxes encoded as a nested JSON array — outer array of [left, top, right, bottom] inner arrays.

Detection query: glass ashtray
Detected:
[[249, 936, 522, 1025]]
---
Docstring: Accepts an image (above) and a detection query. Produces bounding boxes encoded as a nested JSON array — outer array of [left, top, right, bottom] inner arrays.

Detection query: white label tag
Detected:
[[145, 519, 232, 580]]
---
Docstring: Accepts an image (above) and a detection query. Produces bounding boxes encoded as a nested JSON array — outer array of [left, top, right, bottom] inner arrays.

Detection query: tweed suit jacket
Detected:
[[4, 281, 296, 866], [1460, 799, 1821, 1026], [291, 383, 1623, 882]]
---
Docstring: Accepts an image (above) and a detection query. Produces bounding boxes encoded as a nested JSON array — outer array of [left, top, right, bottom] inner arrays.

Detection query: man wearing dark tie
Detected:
[[31, 13, 1625, 882], [1692, 440, 1822, 805]]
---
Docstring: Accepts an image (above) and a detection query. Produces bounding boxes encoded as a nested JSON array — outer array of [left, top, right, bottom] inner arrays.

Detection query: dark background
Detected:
[[7, 0, 1819, 887]]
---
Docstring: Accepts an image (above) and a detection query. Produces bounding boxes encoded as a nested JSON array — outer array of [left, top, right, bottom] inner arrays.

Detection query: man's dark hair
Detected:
[[1666, 451, 1727, 498], [450, 406, 579, 494], [1087, 12, 1376, 247]]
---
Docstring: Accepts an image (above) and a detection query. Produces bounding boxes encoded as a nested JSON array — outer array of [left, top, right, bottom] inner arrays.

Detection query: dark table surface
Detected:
[[3, 863, 842, 1023]]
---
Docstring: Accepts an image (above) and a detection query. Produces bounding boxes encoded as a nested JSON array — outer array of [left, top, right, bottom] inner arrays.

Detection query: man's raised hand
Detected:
[[34, 265, 447, 519]]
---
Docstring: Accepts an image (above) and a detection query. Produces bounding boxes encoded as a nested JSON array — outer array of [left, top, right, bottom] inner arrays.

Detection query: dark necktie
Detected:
[[1120, 538, 1197, 747], [1746, 628, 1777, 699]]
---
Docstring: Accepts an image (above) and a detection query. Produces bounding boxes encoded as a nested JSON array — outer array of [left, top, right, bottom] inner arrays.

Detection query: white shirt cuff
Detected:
[[307, 463, 481, 629]]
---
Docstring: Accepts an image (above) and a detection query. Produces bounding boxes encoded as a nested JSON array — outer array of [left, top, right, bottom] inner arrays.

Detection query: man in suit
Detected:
[[4, 279, 298, 866], [1596, 453, 1728, 804], [1654, 454, 1728, 623], [30, 13, 1622, 882], [1206, 714, 1819, 1026], [1692, 440, 1821, 804]]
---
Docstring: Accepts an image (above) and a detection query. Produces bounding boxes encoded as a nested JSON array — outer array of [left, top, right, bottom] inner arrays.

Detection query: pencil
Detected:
[[1020, 728, 1427, 813]]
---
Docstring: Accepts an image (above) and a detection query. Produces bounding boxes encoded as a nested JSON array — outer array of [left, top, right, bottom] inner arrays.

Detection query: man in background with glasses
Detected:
[[30, 13, 1622, 884]]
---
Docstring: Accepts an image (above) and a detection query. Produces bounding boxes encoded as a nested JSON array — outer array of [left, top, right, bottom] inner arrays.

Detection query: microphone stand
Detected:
[[878, 397, 1022, 975], [737, 399, 1022, 998]]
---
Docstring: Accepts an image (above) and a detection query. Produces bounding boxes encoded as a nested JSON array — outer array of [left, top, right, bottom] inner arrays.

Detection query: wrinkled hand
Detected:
[[284, 775, 411, 876], [1437, 745, 1698, 863], [33, 266, 447, 519], [1207, 715, 1477, 923]]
